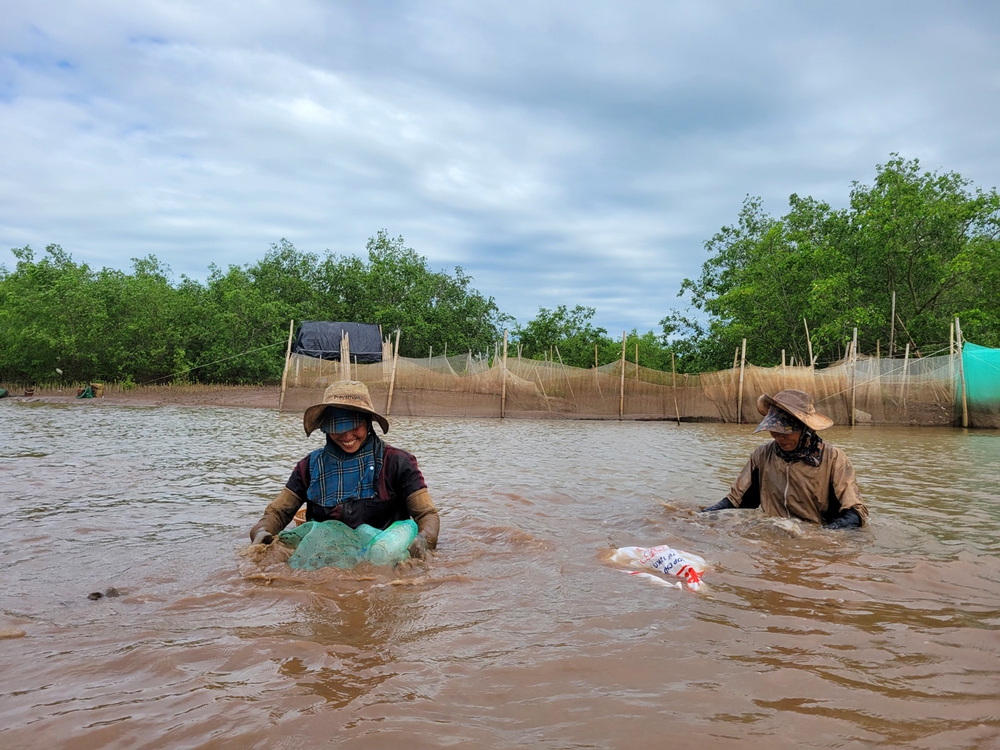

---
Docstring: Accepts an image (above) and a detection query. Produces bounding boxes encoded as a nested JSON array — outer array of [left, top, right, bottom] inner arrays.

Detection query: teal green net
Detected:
[[963, 343, 1000, 414], [277, 519, 418, 570]]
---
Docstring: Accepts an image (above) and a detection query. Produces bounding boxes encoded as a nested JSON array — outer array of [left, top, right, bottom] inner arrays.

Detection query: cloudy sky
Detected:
[[2, 1, 999, 334]]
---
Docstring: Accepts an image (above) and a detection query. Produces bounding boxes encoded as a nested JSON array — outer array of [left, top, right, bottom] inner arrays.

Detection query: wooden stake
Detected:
[[671, 352, 680, 425], [889, 290, 896, 358], [635, 341, 639, 381], [278, 319, 294, 411], [850, 327, 858, 426], [619, 331, 626, 420], [781, 349, 786, 390], [803, 318, 815, 368], [737, 338, 747, 424], [500, 329, 508, 418], [594, 343, 598, 369], [385, 329, 400, 416], [955, 316, 969, 428]]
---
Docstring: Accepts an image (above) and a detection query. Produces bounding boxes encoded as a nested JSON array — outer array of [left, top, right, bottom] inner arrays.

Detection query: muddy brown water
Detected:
[[1, 402, 999, 749]]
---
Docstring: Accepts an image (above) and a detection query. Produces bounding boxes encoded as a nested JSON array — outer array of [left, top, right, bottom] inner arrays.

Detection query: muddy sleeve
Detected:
[[725, 445, 763, 508], [249, 487, 304, 541], [406, 488, 440, 549], [829, 449, 868, 525]]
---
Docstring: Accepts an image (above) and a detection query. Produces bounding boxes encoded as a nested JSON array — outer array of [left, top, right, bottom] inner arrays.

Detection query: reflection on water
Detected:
[[1, 402, 999, 748]]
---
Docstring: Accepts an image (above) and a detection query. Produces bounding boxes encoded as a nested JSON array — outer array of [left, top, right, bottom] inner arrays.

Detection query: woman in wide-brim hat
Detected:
[[701, 389, 868, 528], [250, 380, 440, 556]]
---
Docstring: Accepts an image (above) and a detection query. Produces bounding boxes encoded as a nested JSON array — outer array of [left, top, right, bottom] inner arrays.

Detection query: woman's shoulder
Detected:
[[382, 442, 419, 464]]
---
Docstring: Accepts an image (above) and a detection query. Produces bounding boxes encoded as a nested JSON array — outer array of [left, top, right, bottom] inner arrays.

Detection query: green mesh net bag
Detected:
[[277, 519, 418, 570]]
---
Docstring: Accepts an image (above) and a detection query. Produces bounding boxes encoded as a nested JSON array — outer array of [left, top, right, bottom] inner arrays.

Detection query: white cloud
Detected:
[[1, 0, 999, 332]]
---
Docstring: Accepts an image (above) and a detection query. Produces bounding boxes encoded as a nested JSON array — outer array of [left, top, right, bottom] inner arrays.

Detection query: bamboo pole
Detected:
[[850, 327, 858, 426], [955, 316, 969, 428], [890, 291, 899, 357], [781, 349, 786, 390], [619, 331, 626, 420], [277, 319, 294, 411], [385, 329, 401, 416], [733, 347, 739, 370], [532, 360, 553, 411], [875, 339, 881, 395], [555, 345, 575, 405], [949, 320, 955, 388], [635, 342, 639, 381], [340, 330, 351, 380], [803, 318, 815, 368], [737, 338, 747, 424], [899, 343, 910, 407], [671, 352, 681, 425], [592, 343, 604, 399], [500, 329, 508, 418]]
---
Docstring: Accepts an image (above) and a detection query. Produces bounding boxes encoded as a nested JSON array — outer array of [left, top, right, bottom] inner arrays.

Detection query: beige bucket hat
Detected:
[[303, 380, 389, 436], [756, 389, 833, 431]]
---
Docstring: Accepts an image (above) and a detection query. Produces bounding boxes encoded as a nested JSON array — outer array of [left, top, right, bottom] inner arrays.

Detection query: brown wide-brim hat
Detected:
[[303, 380, 389, 436], [756, 389, 833, 431]]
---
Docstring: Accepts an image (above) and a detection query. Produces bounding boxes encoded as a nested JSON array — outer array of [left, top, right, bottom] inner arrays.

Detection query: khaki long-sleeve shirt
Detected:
[[726, 441, 868, 525]]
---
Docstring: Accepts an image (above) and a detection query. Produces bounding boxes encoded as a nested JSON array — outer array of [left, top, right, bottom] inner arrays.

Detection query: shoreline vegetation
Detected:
[[2, 156, 998, 389], [4, 383, 280, 409]]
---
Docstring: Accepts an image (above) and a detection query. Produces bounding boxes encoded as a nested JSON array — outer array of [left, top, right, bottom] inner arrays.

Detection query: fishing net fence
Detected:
[[279, 340, 1000, 428]]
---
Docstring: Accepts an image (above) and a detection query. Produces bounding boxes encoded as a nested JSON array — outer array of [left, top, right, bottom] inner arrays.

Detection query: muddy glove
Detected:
[[701, 498, 735, 512], [823, 508, 862, 529], [407, 533, 429, 560], [251, 529, 274, 545]]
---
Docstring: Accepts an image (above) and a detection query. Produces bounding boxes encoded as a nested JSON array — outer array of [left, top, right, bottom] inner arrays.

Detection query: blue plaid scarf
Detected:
[[306, 431, 385, 508]]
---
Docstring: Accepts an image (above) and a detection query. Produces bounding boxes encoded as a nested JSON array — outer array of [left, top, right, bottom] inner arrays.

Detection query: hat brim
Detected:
[[756, 393, 833, 431], [303, 403, 389, 436]]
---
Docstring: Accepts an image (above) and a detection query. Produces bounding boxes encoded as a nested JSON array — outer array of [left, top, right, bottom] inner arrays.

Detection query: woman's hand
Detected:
[[407, 533, 429, 559]]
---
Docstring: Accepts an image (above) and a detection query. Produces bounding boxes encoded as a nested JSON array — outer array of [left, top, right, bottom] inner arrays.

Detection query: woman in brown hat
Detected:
[[250, 381, 440, 557], [701, 389, 867, 528]]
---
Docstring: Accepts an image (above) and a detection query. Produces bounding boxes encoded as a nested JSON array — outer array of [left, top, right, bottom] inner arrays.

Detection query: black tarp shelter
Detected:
[[291, 321, 383, 362]]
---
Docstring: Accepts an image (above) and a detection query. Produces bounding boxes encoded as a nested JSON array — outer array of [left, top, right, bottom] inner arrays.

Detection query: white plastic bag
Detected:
[[610, 544, 707, 591]]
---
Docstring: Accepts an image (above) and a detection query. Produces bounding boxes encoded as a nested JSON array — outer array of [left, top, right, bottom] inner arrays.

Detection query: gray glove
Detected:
[[701, 498, 735, 512], [251, 529, 274, 546]]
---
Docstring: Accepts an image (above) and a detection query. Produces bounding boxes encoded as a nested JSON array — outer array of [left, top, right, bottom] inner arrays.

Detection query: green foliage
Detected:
[[0, 233, 507, 384], [513, 306, 679, 371], [515, 305, 609, 367], [668, 155, 1000, 370]]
